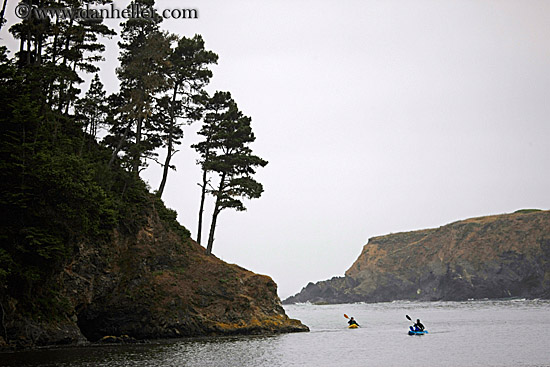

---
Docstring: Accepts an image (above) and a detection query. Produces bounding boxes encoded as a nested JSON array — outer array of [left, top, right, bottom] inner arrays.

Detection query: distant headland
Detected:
[[284, 209, 550, 304]]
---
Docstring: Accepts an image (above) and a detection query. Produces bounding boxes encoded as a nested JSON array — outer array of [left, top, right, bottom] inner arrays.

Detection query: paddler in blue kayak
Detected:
[[413, 319, 425, 331], [348, 317, 359, 327]]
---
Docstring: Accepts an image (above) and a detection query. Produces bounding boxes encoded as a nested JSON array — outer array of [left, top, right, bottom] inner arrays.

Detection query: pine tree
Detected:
[[9, 0, 116, 113], [53, 1, 116, 113], [193, 93, 268, 254], [156, 34, 218, 197], [111, 0, 171, 176], [192, 91, 232, 245], [75, 73, 108, 153]]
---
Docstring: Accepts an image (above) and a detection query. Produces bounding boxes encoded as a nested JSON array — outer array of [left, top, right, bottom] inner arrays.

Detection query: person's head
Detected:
[[350, 317, 354, 320], [416, 319, 420, 323]]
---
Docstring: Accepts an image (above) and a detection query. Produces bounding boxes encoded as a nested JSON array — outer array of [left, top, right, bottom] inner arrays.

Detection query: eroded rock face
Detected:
[[284, 210, 550, 304], [70, 212, 309, 342], [3, 206, 308, 349]]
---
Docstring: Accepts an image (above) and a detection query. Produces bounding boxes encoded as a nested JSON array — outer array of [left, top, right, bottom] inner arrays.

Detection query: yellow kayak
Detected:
[[348, 324, 359, 329]]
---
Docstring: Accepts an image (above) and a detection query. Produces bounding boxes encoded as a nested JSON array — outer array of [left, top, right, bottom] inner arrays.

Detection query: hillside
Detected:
[[284, 210, 550, 304], [0, 170, 309, 350], [1, 196, 307, 349], [0, 49, 307, 350]]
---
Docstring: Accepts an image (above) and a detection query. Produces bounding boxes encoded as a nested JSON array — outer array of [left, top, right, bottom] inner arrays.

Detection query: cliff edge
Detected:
[[284, 210, 550, 304], [1, 198, 308, 349]]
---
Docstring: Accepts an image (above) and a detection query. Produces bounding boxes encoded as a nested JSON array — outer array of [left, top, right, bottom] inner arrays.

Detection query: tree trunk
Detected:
[[108, 120, 132, 168], [196, 166, 208, 245], [157, 85, 179, 197], [196, 135, 213, 245], [36, 33, 43, 65], [46, 18, 60, 105], [26, 34, 31, 65], [132, 115, 142, 175], [206, 203, 220, 255], [0, 0, 8, 33], [157, 132, 172, 197], [58, 16, 74, 111], [63, 62, 78, 115], [206, 172, 226, 255]]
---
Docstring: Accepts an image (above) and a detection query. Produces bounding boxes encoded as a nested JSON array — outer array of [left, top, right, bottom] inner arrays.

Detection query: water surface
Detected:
[[1, 299, 549, 366]]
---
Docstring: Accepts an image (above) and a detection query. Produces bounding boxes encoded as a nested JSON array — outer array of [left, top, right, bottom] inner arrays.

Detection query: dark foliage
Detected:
[[0, 46, 189, 319]]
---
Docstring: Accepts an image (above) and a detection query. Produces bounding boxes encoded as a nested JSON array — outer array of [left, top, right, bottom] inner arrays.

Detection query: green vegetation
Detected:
[[0, 41, 189, 317], [1, 0, 266, 320], [514, 209, 542, 214], [193, 92, 268, 254]]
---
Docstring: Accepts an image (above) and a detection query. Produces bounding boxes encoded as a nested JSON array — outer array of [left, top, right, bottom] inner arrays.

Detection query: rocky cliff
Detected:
[[284, 210, 550, 304], [1, 199, 308, 349], [0, 46, 308, 351]]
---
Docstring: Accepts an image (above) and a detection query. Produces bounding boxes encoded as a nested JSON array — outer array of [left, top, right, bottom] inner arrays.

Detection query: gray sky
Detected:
[[2, 0, 550, 299]]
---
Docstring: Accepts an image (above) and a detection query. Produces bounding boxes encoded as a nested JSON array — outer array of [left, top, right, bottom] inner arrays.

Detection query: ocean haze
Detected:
[[1, 0, 549, 299]]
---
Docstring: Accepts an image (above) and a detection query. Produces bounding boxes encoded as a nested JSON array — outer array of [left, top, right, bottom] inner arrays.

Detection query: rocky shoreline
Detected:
[[1, 205, 308, 351]]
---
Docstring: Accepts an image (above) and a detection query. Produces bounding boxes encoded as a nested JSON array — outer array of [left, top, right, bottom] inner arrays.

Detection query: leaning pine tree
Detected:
[[192, 93, 268, 254], [193, 91, 231, 246]]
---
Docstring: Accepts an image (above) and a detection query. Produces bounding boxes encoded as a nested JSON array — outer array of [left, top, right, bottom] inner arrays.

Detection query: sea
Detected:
[[1, 299, 549, 367]]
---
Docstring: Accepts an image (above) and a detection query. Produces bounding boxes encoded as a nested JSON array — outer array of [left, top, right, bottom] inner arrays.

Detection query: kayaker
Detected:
[[348, 317, 359, 326], [414, 319, 425, 331]]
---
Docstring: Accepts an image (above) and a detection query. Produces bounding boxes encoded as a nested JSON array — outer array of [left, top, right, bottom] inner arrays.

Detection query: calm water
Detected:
[[1, 299, 549, 367]]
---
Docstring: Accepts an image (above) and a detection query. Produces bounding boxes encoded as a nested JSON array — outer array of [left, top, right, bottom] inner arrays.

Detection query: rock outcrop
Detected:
[[284, 210, 550, 304], [2, 202, 308, 349]]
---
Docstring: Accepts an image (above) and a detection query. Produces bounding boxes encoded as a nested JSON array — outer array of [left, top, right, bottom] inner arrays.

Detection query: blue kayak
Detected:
[[408, 329, 428, 335]]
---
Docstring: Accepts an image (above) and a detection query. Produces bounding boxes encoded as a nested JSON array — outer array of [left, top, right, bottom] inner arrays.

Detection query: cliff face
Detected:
[[0, 47, 307, 351], [284, 210, 550, 304], [2, 202, 307, 349]]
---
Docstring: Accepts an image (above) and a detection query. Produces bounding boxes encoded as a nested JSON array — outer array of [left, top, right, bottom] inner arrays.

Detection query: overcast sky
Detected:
[[2, 0, 549, 299]]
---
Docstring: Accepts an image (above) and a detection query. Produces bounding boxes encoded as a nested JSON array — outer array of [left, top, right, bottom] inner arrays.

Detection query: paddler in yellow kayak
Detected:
[[348, 317, 359, 328]]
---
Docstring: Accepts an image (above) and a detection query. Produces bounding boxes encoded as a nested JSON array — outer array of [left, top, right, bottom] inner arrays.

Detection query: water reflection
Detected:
[[2, 300, 550, 367], [0, 335, 288, 367]]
